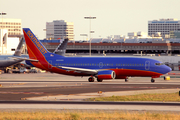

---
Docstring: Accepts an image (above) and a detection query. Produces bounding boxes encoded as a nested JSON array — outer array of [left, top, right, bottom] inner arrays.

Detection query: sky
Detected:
[[1, 0, 180, 40]]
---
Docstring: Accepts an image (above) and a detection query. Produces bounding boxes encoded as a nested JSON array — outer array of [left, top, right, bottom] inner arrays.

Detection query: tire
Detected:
[[151, 79, 155, 83], [97, 79, 103, 82], [88, 77, 94, 82], [125, 79, 128, 82]]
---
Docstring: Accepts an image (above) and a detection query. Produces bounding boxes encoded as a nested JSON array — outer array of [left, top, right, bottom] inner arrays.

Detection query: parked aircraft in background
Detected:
[[23, 28, 171, 83], [53, 38, 68, 56], [0, 38, 25, 73]]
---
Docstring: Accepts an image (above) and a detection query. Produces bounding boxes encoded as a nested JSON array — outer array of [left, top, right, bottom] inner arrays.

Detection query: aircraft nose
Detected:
[[164, 66, 172, 74]]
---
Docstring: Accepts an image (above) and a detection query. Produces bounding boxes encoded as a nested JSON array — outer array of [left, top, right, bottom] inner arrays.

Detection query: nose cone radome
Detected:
[[163, 66, 172, 74]]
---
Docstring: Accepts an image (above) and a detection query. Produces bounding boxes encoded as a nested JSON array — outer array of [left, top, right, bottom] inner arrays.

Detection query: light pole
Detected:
[[0, 12, 7, 54], [84, 16, 96, 56]]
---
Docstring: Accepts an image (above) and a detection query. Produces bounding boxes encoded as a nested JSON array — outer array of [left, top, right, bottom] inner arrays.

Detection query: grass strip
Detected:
[[0, 111, 180, 120], [85, 92, 180, 102]]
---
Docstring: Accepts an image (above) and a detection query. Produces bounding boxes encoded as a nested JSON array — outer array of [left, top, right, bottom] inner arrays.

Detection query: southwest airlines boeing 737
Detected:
[[23, 28, 171, 83]]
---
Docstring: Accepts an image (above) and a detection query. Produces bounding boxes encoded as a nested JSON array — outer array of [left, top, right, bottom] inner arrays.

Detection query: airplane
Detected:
[[22, 28, 172, 83], [0, 38, 26, 73]]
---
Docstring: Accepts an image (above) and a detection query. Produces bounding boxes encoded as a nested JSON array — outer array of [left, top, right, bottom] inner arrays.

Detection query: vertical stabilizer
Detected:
[[13, 38, 25, 56], [53, 38, 68, 56], [23, 28, 50, 60]]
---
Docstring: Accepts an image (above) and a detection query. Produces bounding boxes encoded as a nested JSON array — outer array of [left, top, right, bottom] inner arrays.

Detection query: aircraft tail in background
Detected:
[[13, 37, 25, 56], [53, 38, 68, 56]]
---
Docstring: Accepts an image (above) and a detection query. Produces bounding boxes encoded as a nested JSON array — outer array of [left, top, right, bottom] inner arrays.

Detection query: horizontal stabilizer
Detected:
[[11, 56, 39, 62]]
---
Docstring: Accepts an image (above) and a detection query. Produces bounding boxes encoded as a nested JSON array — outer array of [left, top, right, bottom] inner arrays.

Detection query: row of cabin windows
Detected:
[[55, 63, 144, 66], [116, 64, 144, 66], [55, 63, 113, 66]]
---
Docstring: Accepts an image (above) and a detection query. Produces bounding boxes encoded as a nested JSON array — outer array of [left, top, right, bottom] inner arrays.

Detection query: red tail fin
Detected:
[[23, 28, 49, 60]]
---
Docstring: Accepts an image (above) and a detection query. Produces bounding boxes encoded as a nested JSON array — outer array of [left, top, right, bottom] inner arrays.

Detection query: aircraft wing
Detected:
[[58, 66, 98, 75], [11, 57, 39, 62]]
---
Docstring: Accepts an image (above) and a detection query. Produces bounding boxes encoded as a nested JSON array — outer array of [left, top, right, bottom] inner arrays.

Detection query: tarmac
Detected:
[[0, 72, 180, 111]]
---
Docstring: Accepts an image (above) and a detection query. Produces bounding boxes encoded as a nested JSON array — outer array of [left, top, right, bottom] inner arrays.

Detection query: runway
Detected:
[[0, 101, 180, 111], [0, 72, 180, 111]]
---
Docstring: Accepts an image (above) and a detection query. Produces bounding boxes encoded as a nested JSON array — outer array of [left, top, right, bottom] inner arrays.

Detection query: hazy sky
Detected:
[[1, 0, 180, 40]]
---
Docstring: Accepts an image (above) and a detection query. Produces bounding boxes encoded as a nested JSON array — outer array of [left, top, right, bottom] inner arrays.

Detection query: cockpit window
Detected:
[[155, 63, 164, 66]]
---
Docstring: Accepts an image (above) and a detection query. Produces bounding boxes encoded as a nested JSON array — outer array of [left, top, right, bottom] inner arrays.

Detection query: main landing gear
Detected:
[[88, 77, 94, 82], [97, 79, 103, 82], [88, 77, 103, 82], [151, 78, 155, 83]]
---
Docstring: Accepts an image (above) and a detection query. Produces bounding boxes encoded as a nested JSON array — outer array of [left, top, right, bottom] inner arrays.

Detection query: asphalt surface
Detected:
[[0, 84, 180, 100], [1, 100, 180, 106], [0, 72, 180, 111]]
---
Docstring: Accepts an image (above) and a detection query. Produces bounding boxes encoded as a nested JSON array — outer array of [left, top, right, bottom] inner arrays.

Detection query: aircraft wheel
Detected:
[[88, 77, 94, 82], [125, 79, 128, 82], [151, 79, 155, 83], [97, 79, 103, 82], [7, 69, 9, 73]]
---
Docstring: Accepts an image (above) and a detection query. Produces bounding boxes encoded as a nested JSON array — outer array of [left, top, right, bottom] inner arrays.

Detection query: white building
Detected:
[[128, 32, 137, 38], [148, 18, 180, 38], [0, 18, 22, 36], [0, 29, 19, 54], [46, 20, 74, 40]]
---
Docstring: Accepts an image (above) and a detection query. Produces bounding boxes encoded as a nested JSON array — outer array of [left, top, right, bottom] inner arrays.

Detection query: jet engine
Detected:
[[96, 70, 116, 80]]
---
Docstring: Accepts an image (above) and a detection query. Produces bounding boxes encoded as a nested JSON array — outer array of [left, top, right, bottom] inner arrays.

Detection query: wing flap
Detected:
[[58, 66, 98, 74]]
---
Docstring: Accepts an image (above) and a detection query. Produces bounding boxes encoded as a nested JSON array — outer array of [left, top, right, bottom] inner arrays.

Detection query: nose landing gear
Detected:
[[151, 78, 155, 83]]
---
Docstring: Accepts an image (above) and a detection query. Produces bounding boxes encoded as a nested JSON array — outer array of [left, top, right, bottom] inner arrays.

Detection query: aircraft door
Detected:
[[145, 61, 150, 70], [99, 62, 103, 68], [48, 60, 52, 69]]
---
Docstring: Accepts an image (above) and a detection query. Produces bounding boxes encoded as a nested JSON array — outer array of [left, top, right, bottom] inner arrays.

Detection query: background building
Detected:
[[46, 20, 74, 40], [0, 18, 22, 36], [0, 29, 19, 54], [170, 29, 180, 38], [148, 18, 180, 38]]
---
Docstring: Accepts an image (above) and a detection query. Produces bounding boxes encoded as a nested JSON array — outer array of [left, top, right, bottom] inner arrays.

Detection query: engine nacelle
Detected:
[[96, 70, 116, 80]]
